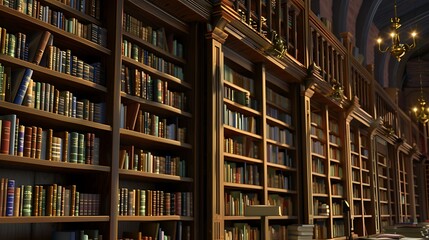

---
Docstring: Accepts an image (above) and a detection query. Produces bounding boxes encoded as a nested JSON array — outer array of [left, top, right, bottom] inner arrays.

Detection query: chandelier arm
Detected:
[[378, 44, 390, 53]]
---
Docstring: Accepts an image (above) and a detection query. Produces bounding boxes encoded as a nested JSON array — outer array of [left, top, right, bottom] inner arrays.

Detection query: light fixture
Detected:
[[412, 72, 429, 124], [376, 0, 417, 61]]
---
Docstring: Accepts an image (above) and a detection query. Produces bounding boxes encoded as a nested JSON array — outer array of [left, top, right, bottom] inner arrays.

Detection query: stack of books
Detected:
[[287, 224, 314, 240]]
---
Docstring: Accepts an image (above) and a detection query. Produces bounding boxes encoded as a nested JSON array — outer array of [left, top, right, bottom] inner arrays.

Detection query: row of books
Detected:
[[118, 188, 192, 217], [1, 0, 107, 47], [224, 191, 259, 216], [310, 125, 324, 140], [223, 105, 258, 134], [268, 194, 293, 216], [312, 178, 326, 194], [330, 163, 343, 178], [46, 45, 104, 85], [329, 146, 341, 161], [0, 178, 100, 217], [267, 169, 292, 190], [224, 161, 260, 185], [331, 183, 344, 196], [266, 124, 293, 146], [121, 65, 187, 111], [0, 28, 29, 61], [224, 64, 255, 95], [0, 67, 106, 123], [55, 0, 101, 19], [0, 114, 100, 164], [223, 136, 259, 159], [53, 229, 102, 240], [267, 144, 294, 167], [312, 156, 325, 174], [122, 39, 184, 81], [223, 85, 250, 107], [120, 103, 187, 143], [224, 223, 260, 240], [311, 139, 325, 156], [266, 105, 292, 125], [123, 13, 184, 58], [119, 146, 187, 177], [266, 88, 291, 112], [119, 221, 190, 240]]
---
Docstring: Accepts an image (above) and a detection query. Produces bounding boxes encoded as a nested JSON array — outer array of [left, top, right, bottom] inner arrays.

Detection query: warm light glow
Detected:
[[377, 38, 382, 44], [376, 0, 416, 61], [413, 107, 418, 112]]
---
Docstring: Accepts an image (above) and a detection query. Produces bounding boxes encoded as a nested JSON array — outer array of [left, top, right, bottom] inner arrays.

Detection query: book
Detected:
[[28, 31, 52, 65], [0, 114, 16, 155], [126, 102, 140, 131], [12, 68, 33, 105], [6, 179, 15, 216], [0, 120, 10, 154]]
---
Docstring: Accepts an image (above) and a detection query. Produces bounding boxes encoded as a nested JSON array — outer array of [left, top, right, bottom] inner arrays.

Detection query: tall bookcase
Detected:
[[374, 137, 397, 230], [0, 0, 114, 239], [349, 126, 374, 236], [309, 104, 347, 239], [397, 151, 411, 223], [0, 0, 198, 239], [214, 44, 300, 239]]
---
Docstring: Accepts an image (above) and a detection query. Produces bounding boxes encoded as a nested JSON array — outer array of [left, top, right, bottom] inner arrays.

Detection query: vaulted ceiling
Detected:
[[333, 0, 429, 110]]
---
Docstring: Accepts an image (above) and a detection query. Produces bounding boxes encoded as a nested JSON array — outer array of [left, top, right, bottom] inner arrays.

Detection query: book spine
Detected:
[[13, 68, 34, 105], [22, 185, 32, 216], [1, 120, 11, 154], [6, 179, 15, 216]]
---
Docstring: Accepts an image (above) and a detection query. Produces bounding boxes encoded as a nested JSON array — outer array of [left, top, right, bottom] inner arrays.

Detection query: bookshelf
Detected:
[[397, 151, 411, 223], [118, 0, 196, 239], [309, 104, 329, 239], [349, 126, 374, 237], [265, 73, 299, 237], [222, 50, 264, 240], [0, 0, 112, 239], [0, 0, 198, 239], [309, 104, 347, 239], [374, 142, 396, 230]]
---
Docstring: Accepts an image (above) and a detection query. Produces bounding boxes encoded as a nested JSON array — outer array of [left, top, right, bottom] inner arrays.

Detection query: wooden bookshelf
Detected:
[[0, 0, 199, 239], [118, 0, 196, 239], [0, 0, 113, 239]]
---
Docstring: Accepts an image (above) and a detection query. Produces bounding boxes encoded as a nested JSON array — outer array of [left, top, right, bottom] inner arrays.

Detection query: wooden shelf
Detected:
[[118, 215, 193, 222], [118, 169, 193, 182], [0, 216, 109, 224]]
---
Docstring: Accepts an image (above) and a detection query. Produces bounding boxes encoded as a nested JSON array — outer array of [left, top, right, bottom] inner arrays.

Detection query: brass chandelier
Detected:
[[376, 0, 417, 61], [412, 72, 429, 124]]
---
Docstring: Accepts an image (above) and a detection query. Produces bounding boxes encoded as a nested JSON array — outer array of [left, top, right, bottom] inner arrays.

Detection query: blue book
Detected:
[[6, 179, 15, 216], [13, 68, 33, 105]]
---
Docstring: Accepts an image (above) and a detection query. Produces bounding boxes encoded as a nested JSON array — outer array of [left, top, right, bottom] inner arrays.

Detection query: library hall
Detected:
[[1, 0, 429, 239]]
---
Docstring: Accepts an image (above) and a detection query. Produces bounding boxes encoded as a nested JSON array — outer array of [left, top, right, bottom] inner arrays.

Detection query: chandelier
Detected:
[[376, 0, 417, 61], [412, 72, 429, 124]]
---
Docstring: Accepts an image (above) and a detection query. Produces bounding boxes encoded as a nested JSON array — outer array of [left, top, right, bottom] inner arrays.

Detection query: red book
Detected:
[[24, 126, 32, 157], [1, 120, 11, 154]]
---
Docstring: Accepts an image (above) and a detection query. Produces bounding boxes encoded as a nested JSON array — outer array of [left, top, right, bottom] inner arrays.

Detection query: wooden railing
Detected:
[[349, 59, 373, 114], [308, 12, 347, 90], [224, 0, 305, 62], [374, 83, 397, 132], [221, 0, 425, 153]]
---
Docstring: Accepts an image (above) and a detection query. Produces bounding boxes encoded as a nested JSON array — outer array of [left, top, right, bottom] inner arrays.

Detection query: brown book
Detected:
[[46, 185, 54, 216], [31, 126, 37, 158], [1, 120, 11, 154], [70, 185, 76, 216], [33, 185, 39, 216], [16, 125, 25, 157], [126, 102, 140, 131], [0, 178, 5, 216], [55, 131, 69, 162], [46, 129, 53, 160], [28, 31, 52, 65], [13, 186, 20, 216], [23, 126, 32, 157], [35, 127, 42, 159]]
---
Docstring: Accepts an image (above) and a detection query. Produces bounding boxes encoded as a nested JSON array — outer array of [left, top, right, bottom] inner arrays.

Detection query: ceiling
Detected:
[[332, 0, 429, 111]]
